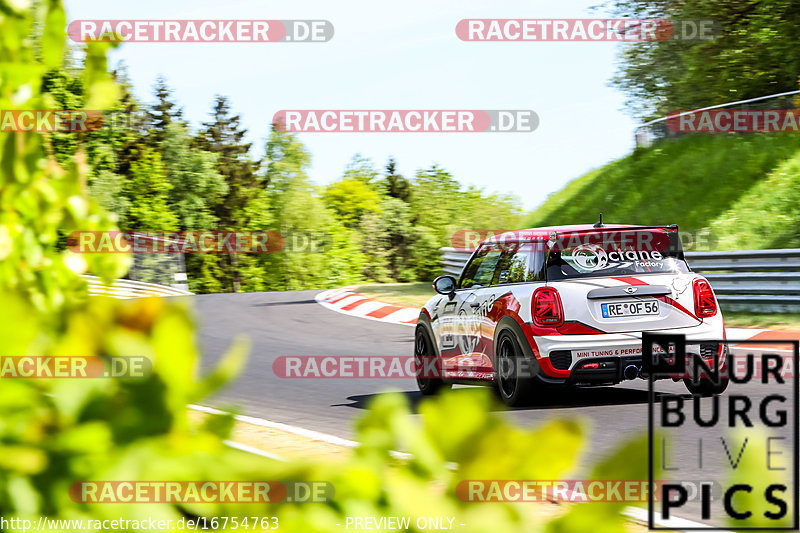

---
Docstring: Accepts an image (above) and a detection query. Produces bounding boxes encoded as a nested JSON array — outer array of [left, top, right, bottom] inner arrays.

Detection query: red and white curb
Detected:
[[236, 288, 789, 532], [726, 327, 767, 343], [315, 287, 799, 346], [315, 287, 419, 326], [726, 327, 799, 354]]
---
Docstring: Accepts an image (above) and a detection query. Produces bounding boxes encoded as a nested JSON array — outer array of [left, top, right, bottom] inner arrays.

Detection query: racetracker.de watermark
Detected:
[[274, 356, 422, 379], [272, 110, 538, 133], [667, 110, 800, 133], [0, 110, 103, 133], [456, 19, 719, 42], [68, 20, 333, 42], [1, 109, 145, 134], [456, 480, 722, 503], [273, 355, 551, 380], [450, 228, 718, 251], [0, 356, 150, 378], [70, 481, 332, 503], [66, 231, 330, 253], [449, 228, 670, 254]]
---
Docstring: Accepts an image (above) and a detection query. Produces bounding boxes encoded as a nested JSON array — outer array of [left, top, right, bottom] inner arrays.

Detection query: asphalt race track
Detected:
[[195, 289, 672, 449], [195, 290, 795, 526], [194, 290, 415, 435]]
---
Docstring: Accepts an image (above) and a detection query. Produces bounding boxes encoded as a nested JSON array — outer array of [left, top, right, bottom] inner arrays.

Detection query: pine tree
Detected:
[[196, 96, 262, 229], [194, 96, 264, 291], [384, 157, 411, 203], [146, 75, 183, 146]]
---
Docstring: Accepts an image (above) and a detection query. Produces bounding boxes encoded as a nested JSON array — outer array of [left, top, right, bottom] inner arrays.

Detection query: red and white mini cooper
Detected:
[[414, 224, 727, 406]]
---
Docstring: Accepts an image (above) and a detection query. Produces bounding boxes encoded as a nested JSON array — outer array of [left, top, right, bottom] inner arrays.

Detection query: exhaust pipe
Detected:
[[624, 365, 640, 380]]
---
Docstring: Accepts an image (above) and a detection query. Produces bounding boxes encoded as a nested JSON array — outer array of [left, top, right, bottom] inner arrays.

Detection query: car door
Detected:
[[482, 242, 547, 370], [438, 243, 504, 378]]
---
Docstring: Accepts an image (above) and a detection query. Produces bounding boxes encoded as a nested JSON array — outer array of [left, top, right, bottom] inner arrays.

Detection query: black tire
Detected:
[[684, 377, 729, 396], [494, 330, 535, 406], [414, 326, 451, 395]]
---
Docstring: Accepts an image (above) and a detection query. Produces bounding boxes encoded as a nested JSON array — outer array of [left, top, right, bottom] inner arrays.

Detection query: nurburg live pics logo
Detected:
[[644, 333, 799, 530]]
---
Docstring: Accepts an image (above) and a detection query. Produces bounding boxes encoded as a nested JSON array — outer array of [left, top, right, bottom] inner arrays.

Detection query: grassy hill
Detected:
[[525, 134, 800, 250]]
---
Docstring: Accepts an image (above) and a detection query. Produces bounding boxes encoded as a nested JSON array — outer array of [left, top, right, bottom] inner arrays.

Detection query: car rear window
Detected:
[[545, 229, 689, 281]]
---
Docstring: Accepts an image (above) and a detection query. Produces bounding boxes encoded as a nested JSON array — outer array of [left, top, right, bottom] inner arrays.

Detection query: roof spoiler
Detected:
[[547, 224, 679, 241]]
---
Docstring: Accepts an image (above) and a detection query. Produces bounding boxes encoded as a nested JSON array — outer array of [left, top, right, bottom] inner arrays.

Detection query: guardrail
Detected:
[[441, 247, 473, 278], [82, 275, 193, 299], [634, 89, 800, 148], [439, 247, 800, 312]]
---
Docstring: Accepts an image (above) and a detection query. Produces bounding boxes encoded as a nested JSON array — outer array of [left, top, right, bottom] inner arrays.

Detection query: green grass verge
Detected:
[[352, 282, 434, 308], [709, 149, 800, 249], [723, 312, 800, 329], [525, 134, 800, 248]]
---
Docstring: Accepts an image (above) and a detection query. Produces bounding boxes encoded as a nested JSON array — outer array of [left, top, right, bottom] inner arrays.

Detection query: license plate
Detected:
[[601, 300, 659, 318]]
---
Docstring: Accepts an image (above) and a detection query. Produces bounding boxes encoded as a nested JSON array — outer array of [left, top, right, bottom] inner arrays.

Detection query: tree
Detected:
[[161, 122, 228, 229], [383, 157, 411, 202], [41, 66, 129, 220], [409, 225, 442, 280], [409, 165, 462, 235], [610, 0, 800, 119], [263, 126, 324, 289], [359, 197, 417, 282], [195, 96, 262, 228], [342, 154, 380, 188], [146, 75, 183, 146], [406, 164, 522, 281], [263, 127, 364, 290], [195, 96, 263, 291], [123, 146, 179, 231], [41, 68, 84, 162], [323, 178, 382, 227], [359, 211, 392, 283], [378, 197, 414, 281]]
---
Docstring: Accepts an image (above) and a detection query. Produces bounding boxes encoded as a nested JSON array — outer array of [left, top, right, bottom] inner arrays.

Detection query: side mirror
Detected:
[[433, 275, 457, 295]]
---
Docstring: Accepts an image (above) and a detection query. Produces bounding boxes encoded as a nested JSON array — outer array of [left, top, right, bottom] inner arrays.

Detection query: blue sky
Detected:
[[64, 0, 640, 211]]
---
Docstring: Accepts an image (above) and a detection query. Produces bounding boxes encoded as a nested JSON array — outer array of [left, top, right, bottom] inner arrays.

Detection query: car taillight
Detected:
[[693, 278, 717, 318], [532, 286, 564, 327]]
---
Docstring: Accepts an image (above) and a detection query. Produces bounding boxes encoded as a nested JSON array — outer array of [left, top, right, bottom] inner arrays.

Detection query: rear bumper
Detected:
[[528, 319, 725, 382]]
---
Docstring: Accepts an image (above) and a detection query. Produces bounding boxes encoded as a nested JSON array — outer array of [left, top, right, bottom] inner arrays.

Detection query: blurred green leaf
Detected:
[[40, 0, 65, 68]]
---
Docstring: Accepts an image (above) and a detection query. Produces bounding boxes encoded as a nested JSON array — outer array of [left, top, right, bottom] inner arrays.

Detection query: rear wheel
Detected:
[[414, 326, 451, 395], [684, 377, 729, 396], [495, 330, 535, 406]]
